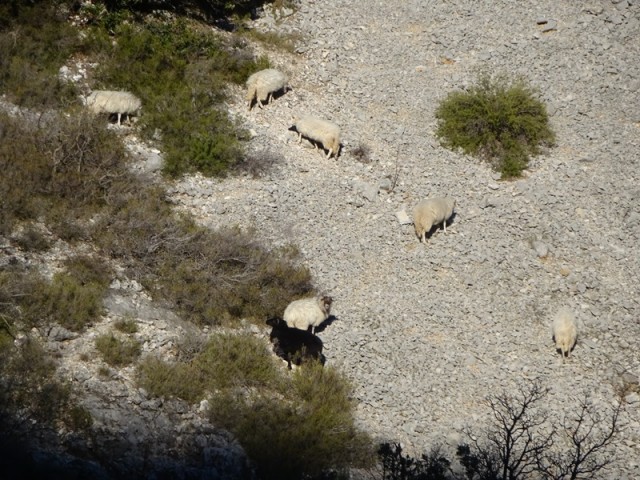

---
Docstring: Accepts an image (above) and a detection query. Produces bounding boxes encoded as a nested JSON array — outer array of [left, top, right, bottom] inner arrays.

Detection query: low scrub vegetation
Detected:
[[435, 74, 555, 178], [0, 332, 92, 441], [95, 332, 142, 366], [87, 15, 268, 177], [377, 379, 621, 480], [138, 339, 374, 480], [137, 332, 281, 402], [0, 2, 376, 477], [0, 1, 81, 109]]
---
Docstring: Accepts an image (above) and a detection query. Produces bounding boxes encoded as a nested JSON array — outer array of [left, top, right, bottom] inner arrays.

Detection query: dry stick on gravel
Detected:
[[389, 129, 404, 193]]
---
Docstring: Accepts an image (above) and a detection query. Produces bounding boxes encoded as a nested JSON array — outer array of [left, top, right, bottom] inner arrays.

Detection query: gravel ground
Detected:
[[165, 0, 640, 475]]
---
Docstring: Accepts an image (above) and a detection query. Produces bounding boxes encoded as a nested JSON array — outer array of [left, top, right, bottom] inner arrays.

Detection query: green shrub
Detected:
[[435, 74, 555, 178], [63, 255, 113, 290], [0, 1, 81, 108], [0, 257, 110, 332], [209, 363, 374, 480], [154, 227, 314, 325], [137, 332, 280, 402], [95, 332, 142, 366], [0, 111, 131, 237], [136, 356, 204, 402], [38, 272, 107, 331]]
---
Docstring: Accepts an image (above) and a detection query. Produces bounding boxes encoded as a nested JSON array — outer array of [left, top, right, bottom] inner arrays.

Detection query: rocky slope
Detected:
[[6, 0, 638, 477], [167, 0, 640, 476]]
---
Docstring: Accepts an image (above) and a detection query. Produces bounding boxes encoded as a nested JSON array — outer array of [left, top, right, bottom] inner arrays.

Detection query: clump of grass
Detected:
[[435, 74, 555, 178], [114, 318, 138, 334], [95, 332, 142, 367], [38, 272, 107, 331], [29, 255, 112, 332], [3, 255, 111, 332]]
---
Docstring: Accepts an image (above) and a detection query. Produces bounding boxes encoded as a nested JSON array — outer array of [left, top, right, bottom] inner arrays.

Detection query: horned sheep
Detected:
[[85, 90, 142, 126], [246, 68, 289, 110], [283, 296, 333, 334], [552, 307, 578, 359], [291, 116, 341, 159], [266, 317, 325, 369], [412, 197, 456, 243]]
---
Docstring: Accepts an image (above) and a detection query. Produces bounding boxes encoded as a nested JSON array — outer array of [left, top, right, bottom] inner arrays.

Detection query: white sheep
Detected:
[[552, 307, 578, 359], [291, 116, 341, 159], [412, 197, 456, 243], [283, 296, 333, 334], [245, 68, 289, 110], [85, 90, 142, 126]]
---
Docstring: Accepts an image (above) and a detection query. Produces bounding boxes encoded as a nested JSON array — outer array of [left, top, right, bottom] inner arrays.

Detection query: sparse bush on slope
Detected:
[[435, 74, 555, 179]]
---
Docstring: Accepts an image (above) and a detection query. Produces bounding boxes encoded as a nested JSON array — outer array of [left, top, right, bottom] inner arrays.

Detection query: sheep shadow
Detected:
[[249, 86, 290, 111], [266, 317, 326, 369], [313, 314, 338, 334], [423, 212, 457, 240]]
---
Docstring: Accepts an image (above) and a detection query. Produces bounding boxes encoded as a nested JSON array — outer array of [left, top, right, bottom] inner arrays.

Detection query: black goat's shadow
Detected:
[[313, 314, 338, 334]]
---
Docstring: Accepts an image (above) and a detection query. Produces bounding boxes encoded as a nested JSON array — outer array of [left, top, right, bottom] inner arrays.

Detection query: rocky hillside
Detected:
[[3, 0, 639, 478], [170, 0, 640, 476]]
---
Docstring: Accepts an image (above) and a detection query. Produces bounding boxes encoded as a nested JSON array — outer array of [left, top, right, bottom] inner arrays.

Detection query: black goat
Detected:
[[266, 317, 326, 369]]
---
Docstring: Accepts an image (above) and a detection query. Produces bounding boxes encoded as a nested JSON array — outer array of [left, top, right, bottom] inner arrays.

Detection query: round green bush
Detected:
[[435, 74, 555, 178]]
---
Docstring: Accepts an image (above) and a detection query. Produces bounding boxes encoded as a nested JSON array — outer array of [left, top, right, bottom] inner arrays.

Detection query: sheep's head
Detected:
[[320, 296, 333, 315], [414, 218, 432, 243]]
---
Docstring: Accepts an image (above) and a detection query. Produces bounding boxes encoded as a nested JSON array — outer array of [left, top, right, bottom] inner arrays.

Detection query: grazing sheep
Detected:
[[85, 90, 142, 126], [246, 68, 289, 110], [291, 116, 341, 158], [266, 317, 325, 369], [283, 296, 333, 334], [552, 307, 578, 359], [412, 197, 456, 243]]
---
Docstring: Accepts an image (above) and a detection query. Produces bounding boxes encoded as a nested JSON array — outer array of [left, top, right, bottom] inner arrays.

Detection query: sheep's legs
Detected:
[[297, 133, 302, 143], [116, 113, 122, 126], [443, 221, 447, 234]]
